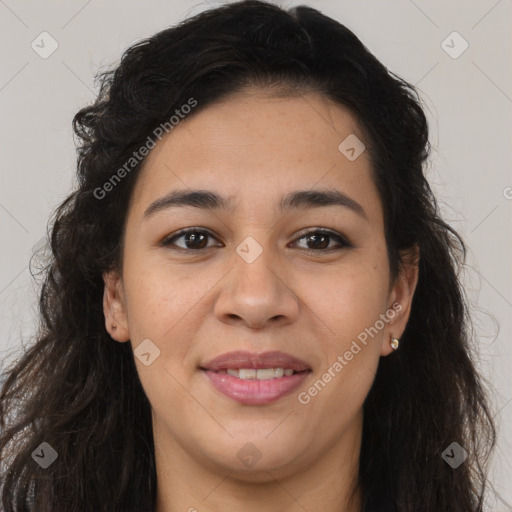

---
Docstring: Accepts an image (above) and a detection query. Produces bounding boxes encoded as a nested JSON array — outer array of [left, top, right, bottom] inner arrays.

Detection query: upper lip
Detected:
[[201, 350, 311, 372]]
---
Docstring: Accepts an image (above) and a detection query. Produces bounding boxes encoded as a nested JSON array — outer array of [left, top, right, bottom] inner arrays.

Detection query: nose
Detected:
[[213, 241, 300, 331]]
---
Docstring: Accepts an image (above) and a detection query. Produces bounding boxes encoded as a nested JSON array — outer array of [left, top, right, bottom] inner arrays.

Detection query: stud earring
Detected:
[[112, 324, 117, 330], [390, 336, 399, 350]]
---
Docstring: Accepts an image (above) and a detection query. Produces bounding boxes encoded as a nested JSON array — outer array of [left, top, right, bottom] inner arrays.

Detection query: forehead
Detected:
[[128, 90, 381, 222]]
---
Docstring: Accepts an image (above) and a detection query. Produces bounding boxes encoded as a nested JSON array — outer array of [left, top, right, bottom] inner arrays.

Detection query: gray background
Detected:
[[1, 0, 510, 507]]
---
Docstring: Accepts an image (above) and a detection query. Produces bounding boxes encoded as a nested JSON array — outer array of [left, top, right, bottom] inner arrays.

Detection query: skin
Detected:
[[103, 89, 419, 512]]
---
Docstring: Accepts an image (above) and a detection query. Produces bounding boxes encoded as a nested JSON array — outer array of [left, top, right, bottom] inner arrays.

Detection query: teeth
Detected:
[[256, 368, 275, 380], [273, 367, 284, 378], [225, 368, 295, 380], [239, 369, 256, 379]]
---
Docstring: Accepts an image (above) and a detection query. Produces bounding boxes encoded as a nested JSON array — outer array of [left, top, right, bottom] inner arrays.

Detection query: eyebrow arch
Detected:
[[143, 188, 367, 220]]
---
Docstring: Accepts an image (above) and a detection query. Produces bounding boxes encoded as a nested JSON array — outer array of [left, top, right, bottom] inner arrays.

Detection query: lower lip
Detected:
[[203, 370, 310, 405]]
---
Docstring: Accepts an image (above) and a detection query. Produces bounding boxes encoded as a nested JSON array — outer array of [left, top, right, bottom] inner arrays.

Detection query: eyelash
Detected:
[[160, 227, 353, 254]]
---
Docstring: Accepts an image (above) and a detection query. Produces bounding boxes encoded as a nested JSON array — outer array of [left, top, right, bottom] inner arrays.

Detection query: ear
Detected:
[[103, 269, 130, 343], [381, 245, 420, 356]]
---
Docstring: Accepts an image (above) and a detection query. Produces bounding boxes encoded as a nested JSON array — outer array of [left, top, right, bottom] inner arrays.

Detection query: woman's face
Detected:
[[104, 90, 417, 480]]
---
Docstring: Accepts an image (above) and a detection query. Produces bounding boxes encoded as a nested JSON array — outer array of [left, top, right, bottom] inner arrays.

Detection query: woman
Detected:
[[0, 1, 497, 511]]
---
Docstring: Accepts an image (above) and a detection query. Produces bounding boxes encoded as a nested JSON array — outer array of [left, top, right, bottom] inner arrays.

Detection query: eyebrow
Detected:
[[143, 188, 367, 220]]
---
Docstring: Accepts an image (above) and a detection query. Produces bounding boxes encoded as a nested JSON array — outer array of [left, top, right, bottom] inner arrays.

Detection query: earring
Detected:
[[390, 336, 399, 350], [112, 324, 117, 330]]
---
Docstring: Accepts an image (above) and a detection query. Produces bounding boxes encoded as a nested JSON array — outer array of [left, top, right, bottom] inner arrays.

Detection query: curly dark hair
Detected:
[[0, 1, 498, 511]]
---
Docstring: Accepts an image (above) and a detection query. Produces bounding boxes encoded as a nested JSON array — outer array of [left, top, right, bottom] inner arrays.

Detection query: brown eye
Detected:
[[291, 229, 352, 252], [162, 228, 221, 251]]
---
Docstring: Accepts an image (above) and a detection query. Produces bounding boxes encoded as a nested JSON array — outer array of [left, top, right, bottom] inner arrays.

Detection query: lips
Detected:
[[200, 350, 312, 405], [201, 350, 311, 372]]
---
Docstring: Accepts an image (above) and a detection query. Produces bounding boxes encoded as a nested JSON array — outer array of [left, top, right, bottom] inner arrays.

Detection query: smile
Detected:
[[200, 350, 312, 405]]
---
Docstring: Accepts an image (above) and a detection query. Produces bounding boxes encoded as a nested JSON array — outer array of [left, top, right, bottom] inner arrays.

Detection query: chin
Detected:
[[201, 437, 307, 480]]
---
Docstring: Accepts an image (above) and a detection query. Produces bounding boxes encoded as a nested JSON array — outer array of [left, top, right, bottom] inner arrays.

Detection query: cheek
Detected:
[[121, 260, 199, 408], [123, 256, 200, 335], [121, 254, 227, 384], [297, 258, 389, 427], [305, 254, 390, 342]]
